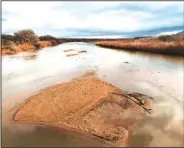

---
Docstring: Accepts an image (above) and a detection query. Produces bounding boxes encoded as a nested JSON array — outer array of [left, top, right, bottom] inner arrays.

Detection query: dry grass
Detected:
[[17, 43, 36, 51], [96, 39, 184, 55], [1, 49, 7, 56], [1, 41, 53, 56], [2, 43, 36, 55], [2, 49, 16, 55]]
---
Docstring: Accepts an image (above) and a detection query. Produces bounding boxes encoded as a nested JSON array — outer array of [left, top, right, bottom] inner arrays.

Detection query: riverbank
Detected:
[[96, 39, 184, 56], [13, 77, 153, 146], [1, 40, 57, 56]]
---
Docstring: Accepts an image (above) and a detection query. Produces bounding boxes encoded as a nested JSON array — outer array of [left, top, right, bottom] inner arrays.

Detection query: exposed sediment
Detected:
[[63, 49, 76, 52], [66, 53, 79, 57], [79, 50, 87, 53], [13, 77, 153, 146]]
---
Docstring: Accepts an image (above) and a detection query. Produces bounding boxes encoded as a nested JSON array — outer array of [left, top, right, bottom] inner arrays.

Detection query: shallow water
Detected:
[[2, 42, 184, 147]]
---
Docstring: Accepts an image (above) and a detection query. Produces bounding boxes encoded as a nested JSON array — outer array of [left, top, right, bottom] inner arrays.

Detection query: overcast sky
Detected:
[[2, 1, 184, 38]]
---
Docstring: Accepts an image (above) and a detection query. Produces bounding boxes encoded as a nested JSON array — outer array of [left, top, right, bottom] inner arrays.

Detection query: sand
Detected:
[[64, 49, 87, 57], [63, 49, 76, 52], [66, 53, 79, 57], [78, 50, 87, 53], [13, 77, 153, 146]]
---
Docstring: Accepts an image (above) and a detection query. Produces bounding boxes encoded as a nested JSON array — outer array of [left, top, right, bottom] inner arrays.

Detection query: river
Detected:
[[2, 42, 184, 147]]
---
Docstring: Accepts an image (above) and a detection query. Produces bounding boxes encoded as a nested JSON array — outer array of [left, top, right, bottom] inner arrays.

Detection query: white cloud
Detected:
[[2, 1, 183, 37], [155, 31, 180, 37]]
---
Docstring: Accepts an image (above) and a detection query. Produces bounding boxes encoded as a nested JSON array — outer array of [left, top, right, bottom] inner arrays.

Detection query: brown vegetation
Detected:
[[96, 38, 184, 56], [13, 77, 153, 146], [17, 43, 36, 52], [2, 43, 36, 55], [36, 41, 52, 48], [1, 29, 60, 56], [14, 29, 39, 45], [2, 40, 16, 49], [2, 29, 183, 56], [39, 35, 61, 45], [158, 34, 183, 42]]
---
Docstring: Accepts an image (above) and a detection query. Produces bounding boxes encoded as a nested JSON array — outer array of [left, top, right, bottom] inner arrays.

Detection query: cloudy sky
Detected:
[[2, 1, 184, 38]]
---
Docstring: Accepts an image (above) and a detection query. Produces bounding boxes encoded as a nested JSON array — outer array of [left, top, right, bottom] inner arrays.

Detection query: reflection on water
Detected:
[[3, 124, 105, 147], [128, 81, 184, 147], [2, 42, 184, 147]]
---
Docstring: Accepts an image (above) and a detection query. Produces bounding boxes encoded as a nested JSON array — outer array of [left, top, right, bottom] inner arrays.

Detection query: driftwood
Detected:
[[112, 92, 152, 114], [79, 50, 87, 53]]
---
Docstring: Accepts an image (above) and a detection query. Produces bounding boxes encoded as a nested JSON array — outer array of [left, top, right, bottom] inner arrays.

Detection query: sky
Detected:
[[2, 1, 184, 38]]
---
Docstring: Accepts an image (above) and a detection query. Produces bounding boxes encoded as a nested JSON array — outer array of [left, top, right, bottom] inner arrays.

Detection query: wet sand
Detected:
[[63, 49, 76, 52], [65, 49, 87, 57], [66, 53, 79, 57], [13, 77, 153, 146]]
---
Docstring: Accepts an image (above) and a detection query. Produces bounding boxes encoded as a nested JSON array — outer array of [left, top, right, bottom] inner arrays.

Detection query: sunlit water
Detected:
[[2, 42, 184, 147]]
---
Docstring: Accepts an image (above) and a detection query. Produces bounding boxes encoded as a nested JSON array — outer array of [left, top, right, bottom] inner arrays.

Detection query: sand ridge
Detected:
[[64, 49, 87, 57], [13, 77, 153, 146]]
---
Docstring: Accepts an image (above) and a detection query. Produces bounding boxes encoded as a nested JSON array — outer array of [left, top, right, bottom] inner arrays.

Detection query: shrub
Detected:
[[158, 35, 175, 42], [39, 35, 56, 41], [1, 39, 7, 48], [1, 34, 14, 41], [34, 42, 41, 49], [50, 40, 57, 46], [2, 40, 16, 50], [174, 34, 184, 41], [39, 35, 59, 44], [6, 49, 16, 54], [14, 29, 39, 45]]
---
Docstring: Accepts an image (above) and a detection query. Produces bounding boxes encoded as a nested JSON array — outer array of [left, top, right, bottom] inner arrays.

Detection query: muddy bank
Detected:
[[13, 77, 153, 146]]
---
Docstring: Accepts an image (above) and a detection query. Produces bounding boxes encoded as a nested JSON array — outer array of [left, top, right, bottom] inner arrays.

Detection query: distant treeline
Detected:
[[2, 29, 184, 48], [39, 36, 130, 43], [1, 33, 128, 46]]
